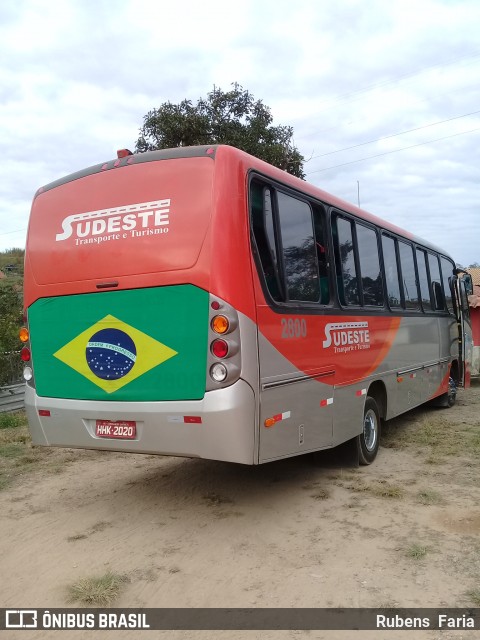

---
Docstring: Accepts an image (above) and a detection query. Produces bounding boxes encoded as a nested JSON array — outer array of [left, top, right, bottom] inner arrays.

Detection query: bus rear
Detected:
[[22, 147, 258, 464]]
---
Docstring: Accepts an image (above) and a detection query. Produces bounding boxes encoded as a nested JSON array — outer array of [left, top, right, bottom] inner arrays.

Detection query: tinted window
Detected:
[[250, 181, 282, 301], [428, 253, 444, 311], [357, 224, 383, 306], [277, 192, 320, 302], [416, 249, 432, 311], [440, 256, 455, 313], [334, 217, 360, 306], [313, 205, 330, 305], [398, 241, 419, 309], [382, 235, 402, 308]]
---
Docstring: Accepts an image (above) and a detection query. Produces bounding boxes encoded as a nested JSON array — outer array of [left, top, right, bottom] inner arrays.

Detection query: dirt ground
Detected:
[[1, 381, 479, 640]]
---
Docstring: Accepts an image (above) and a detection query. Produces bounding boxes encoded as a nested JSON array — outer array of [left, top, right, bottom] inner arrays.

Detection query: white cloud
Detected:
[[0, 0, 479, 266]]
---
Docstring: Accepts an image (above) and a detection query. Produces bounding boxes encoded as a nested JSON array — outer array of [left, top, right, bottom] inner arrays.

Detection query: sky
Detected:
[[1, 0, 479, 266]]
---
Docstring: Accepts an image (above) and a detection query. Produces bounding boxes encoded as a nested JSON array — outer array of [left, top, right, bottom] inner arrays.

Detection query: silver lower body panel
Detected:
[[25, 380, 257, 465]]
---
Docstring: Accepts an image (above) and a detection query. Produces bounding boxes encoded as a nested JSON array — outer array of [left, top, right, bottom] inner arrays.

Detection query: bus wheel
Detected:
[[358, 397, 381, 465]]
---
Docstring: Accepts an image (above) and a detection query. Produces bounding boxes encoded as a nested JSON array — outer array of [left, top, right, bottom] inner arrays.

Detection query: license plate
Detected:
[[95, 420, 136, 439]]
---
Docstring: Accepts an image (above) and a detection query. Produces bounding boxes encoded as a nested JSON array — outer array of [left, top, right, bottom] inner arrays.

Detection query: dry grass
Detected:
[[382, 415, 480, 461], [405, 543, 428, 560], [66, 571, 129, 606], [466, 588, 480, 606], [340, 478, 404, 499], [0, 411, 88, 490], [310, 489, 330, 501], [416, 489, 444, 505]]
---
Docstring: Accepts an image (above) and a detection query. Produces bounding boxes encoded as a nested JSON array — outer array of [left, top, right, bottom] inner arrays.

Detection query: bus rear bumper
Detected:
[[25, 380, 257, 465]]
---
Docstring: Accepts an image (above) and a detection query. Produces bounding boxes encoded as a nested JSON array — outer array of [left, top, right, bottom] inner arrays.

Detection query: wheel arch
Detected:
[[367, 380, 387, 420]]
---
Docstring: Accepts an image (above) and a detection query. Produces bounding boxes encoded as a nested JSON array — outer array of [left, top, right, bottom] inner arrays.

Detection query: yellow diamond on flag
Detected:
[[54, 314, 178, 393]]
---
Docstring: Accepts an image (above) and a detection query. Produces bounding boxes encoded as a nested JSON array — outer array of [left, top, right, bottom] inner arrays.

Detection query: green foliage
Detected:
[[136, 83, 305, 178], [0, 276, 23, 385], [0, 247, 24, 280], [0, 412, 26, 429]]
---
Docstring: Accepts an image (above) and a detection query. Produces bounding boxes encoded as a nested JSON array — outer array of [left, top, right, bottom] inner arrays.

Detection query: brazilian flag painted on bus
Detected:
[[28, 285, 209, 401]]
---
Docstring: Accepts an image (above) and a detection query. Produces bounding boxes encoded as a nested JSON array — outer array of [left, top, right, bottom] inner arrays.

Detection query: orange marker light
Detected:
[[117, 148, 133, 158], [19, 327, 29, 343], [212, 315, 229, 334], [264, 418, 276, 428]]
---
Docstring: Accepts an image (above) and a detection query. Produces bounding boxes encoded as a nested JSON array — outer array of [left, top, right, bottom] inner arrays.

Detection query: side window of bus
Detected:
[[398, 241, 419, 309], [312, 204, 330, 304], [416, 248, 432, 312], [356, 223, 384, 306], [381, 235, 402, 308], [333, 216, 360, 306], [250, 181, 283, 302], [277, 192, 320, 302], [428, 253, 445, 311], [440, 256, 455, 313]]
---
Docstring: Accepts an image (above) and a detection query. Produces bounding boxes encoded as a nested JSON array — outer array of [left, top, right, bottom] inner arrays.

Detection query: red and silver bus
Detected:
[[21, 145, 472, 465]]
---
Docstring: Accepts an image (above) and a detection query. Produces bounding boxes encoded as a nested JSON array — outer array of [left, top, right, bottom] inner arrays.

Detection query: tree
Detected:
[[135, 83, 305, 178], [0, 283, 23, 385]]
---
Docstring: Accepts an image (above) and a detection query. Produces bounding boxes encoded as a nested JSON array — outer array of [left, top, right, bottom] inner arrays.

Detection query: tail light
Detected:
[[207, 296, 241, 390], [211, 339, 229, 358], [19, 322, 34, 384], [210, 363, 228, 382], [211, 315, 229, 334]]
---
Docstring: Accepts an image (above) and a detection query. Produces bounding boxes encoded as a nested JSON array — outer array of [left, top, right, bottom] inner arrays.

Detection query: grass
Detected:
[[341, 478, 404, 499], [405, 543, 428, 560], [466, 588, 480, 606], [66, 571, 129, 606], [0, 411, 26, 430], [0, 410, 84, 490], [310, 489, 330, 500], [416, 489, 444, 505], [382, 416, 480, 460], [0, 411, 29, 489], [370, 482, 404, 499]]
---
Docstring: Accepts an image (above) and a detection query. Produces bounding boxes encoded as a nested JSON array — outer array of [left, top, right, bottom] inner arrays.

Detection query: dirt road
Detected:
[[1, 382, 479, 640]]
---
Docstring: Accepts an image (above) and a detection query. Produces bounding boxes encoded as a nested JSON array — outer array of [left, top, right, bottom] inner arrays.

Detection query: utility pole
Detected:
[[357, 181, 361, 208]]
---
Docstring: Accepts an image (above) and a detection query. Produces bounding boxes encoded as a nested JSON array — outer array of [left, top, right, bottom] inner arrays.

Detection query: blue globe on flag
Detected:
[[86, 328, 137, 380]]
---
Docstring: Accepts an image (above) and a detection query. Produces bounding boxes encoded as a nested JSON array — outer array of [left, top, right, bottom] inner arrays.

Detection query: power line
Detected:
[[0, 228, 27, 237], [306, 127, 480, 175], [308, 109, 480, 160]]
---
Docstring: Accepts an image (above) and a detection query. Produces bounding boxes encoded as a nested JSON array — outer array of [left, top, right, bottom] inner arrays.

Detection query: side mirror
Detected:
[[463, 273, 474, 296]]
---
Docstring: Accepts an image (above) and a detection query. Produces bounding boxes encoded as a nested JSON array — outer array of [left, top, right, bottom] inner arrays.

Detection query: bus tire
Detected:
[[357, 397, 381, 465]]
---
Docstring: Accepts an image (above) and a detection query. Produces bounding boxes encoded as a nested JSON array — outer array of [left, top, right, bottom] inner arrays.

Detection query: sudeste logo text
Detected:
[[322, 321, 370, 353], [55, 200, 170, 245]]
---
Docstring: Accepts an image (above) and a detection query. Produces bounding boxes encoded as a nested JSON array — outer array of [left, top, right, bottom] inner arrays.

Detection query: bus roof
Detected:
[[33, 144, 451, 260]]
